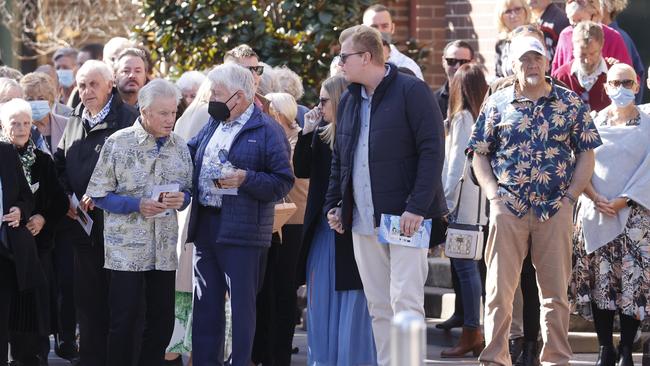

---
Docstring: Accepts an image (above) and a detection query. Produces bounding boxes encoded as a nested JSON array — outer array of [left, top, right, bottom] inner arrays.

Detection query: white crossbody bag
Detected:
[[444, 162, 484, 260]]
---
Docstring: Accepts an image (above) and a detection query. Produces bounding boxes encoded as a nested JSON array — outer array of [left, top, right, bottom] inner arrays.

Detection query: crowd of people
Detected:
[[0, 1, 649, 366]]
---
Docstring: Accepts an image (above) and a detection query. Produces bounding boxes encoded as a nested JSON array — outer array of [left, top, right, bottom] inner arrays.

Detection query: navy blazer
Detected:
[[324, 64, 448, 230], [186, 105, 294, 247]]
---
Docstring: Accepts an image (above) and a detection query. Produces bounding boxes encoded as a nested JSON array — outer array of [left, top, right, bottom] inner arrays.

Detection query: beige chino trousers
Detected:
[[479, 199, 573, 366]]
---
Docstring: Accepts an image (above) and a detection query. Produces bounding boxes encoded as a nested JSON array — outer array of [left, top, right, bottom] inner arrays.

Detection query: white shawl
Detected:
[[579, 111, 650, 254]]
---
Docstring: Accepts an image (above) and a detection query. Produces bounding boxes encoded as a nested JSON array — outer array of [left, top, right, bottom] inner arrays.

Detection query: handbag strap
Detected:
[[452, 158, 483, 226]]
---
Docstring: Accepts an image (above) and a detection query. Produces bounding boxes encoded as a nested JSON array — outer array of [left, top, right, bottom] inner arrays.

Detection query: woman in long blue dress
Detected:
[[294, 75, 376, 366]]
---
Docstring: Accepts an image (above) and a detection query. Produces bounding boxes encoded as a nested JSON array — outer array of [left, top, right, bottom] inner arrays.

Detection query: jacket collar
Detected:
[[133, 117, 177, 146], [74, 88, 128, 130], [347, 63, 398, 106]]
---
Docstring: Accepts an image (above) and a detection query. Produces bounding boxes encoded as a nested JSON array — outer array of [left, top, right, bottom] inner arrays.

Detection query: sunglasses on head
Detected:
[[247, 65, 264, 76], [607, 79, 636, 89], [338, 51, 366, 64], [445, 58, 471, 67]]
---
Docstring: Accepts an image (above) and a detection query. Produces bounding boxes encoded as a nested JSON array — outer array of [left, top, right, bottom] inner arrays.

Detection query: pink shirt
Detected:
[[551, 24, 632, 74]]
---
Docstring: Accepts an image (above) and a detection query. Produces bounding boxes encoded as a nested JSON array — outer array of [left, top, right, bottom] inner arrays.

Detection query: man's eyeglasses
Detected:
[[607, 79, 636, 89], [338, 51, 366, 64], [247, 65, 264, 76], [445, 58, 471, 67], [504, 6, 524, 16], [319, 97, 330, 106]]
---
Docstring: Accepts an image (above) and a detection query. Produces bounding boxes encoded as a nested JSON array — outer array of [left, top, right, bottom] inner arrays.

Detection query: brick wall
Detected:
[[380, 0, 566, 90]]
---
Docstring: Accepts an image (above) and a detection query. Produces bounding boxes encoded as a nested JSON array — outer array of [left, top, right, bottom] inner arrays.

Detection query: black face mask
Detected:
[[208, 92, 238, 122]]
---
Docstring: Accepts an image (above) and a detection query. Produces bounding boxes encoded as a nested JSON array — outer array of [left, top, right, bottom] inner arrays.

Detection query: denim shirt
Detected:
[[351, 85, 376, 235], [468, 80, 602, 222], [198, 104, 254, 207]]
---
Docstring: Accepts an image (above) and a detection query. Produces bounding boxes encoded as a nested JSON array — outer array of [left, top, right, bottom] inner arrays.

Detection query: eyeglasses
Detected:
[[504, 6, 524, 16], [338, 51, 366, 64], [247, 65, 264, 76], [607, 79, 636, 89], [444, 58, 471, 67], [319, 97, 330, 106]]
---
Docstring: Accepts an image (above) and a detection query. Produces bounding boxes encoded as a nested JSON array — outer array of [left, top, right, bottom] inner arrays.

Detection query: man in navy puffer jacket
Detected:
[[186, 63, 294, 366], [325, 25, 446, 366]]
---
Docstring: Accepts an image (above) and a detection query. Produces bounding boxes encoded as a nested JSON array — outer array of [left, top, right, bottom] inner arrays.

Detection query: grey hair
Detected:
[[0, 77, 23, 103], [0, 98, 32, 126], [176, 70, 207, 92], [138, 78, 181, 111], [76, 60, 113, 83], [207, 63, 255, 102], [257, 62, 278, 96], [274, 66, 304, 101], [52, 47, 79, 63]]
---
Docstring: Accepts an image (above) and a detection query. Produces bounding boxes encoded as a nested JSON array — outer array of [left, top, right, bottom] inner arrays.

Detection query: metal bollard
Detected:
[[390, 310, 426, 366]]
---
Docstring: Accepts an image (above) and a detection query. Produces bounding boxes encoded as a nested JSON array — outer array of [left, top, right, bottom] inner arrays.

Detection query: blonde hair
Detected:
[[20, 72, 57, 106], [266, 92, 298, 124], [496, 0, 532, 37], [319, 75, 349, 149], [338, 25, 385, 66]]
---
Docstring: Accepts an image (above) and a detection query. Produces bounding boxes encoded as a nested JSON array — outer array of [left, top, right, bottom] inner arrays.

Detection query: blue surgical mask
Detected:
[[57, 69, 75, 88], [606, 86, 636, 108], [29, 100, 51, 121]]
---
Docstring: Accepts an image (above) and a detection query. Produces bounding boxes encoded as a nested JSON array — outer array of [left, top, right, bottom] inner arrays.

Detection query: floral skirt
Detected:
[[569, 204, 650, 322]]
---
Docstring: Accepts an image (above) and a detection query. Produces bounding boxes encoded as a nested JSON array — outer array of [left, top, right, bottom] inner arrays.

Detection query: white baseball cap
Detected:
[[510, 36, 547, 61]]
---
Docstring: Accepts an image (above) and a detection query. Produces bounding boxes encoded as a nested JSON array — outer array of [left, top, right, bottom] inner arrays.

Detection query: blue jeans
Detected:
[[451, 258, 482, 328]]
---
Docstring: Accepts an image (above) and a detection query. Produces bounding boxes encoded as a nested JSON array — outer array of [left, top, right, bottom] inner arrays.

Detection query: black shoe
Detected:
[[435, 314, 463, 330], [596, 345, 617, 366], [54, 340, 79, 361], [617, 344, 634, 366], [509, 336, 524, 364], [515, 341, 540, 366], [163, 355, 183, 366]]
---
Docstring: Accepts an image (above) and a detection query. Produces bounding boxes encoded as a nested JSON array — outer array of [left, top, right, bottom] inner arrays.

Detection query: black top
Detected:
[[0, 142, 45, 291], [54, 90, 138, 243], [23, 149, 68, 249], [433, 81, 449, 121], [293, 128, 363, 291]]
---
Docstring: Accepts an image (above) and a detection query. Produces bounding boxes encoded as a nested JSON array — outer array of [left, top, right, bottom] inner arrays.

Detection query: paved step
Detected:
[[426, 257, 453, 288], [427, 318, 649, 354]]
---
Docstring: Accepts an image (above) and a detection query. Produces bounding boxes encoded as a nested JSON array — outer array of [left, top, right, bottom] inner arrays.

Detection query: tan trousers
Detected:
[[479, 199, 573, 366], [352, 233, 429, 366]]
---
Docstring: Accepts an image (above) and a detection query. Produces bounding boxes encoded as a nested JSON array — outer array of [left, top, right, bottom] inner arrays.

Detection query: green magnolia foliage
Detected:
[[133, 0, 374, 102]]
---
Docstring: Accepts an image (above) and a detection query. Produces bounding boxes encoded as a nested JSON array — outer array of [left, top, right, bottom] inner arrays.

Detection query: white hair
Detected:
[[274, 66, 304, 101], [0, 77, 23, 103], [76, 60, 114, 83], [266, 92, 297, 122], [103, 37, 134, 64], [0, 98, 32, 126], [138, 78, 181, 111], [176, 71, 207, 92], [207, 63, 255, 102]]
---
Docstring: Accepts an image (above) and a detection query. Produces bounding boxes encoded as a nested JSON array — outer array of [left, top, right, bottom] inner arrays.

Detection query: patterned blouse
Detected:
[[198, 104, 254, 207], [468, 79, 602, 222], [86, 119, 193, 271]]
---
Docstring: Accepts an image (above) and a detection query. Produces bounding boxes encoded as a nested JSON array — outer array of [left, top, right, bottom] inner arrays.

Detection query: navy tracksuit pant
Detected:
[[192, 207, 267, 366]]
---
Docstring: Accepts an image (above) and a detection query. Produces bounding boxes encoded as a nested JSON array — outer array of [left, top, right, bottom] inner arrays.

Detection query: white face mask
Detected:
[[28, 100, 51, 121], [606, 86, 636, 108], [57, 69, 75, 88]]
